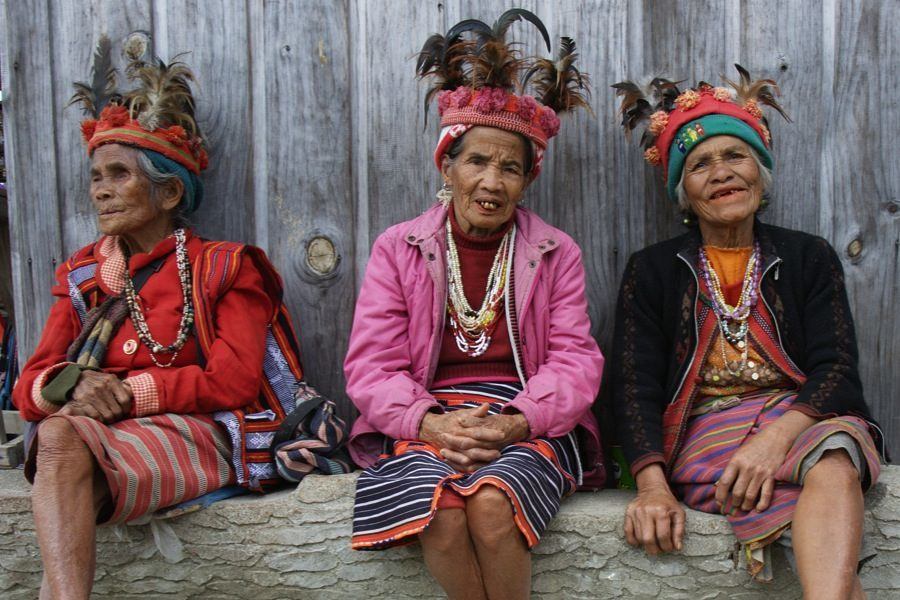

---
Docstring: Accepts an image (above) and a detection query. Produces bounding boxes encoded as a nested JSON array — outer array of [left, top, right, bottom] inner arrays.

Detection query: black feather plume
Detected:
[[68, 35, 120, 117]]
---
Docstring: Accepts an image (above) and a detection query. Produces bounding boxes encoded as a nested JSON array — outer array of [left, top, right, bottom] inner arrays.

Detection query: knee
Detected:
[[421, 508, 469, 551], [805, 449, 860, 491], [466, 486, 520, 547], [36, 418, 93, 478]]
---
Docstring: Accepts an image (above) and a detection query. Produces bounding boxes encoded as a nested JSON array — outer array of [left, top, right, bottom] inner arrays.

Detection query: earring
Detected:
[[436, 182, 453, 208]]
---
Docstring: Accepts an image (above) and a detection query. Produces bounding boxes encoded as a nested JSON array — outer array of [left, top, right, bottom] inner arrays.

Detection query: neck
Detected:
[[698, 218, 755, 248], [119, 219, 176, 255]]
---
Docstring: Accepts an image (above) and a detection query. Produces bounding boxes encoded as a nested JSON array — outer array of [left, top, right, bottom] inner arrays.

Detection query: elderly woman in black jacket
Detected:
[[611, 68, 884, 597]]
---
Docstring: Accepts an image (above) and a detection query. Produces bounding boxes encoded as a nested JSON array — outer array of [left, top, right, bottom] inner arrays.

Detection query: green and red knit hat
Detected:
[[614, 65, 790, 200]]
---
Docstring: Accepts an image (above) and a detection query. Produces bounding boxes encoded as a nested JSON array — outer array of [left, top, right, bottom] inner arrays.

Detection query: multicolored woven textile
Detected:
[[352, 382, 581, 550], [27, 413, 234, 524], [670, 389, 880, 548]]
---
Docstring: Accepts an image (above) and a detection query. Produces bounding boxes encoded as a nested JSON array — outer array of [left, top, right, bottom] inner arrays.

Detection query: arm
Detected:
[[501, 242, 604, 437], [343, 232, 442, 441], [121, 255, 274, 416], [13, 291, 83, 421], [610, 252, 671, 473]]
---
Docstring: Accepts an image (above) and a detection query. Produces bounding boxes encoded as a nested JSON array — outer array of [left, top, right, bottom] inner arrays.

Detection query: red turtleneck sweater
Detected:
[[432, 210, 519, 387]]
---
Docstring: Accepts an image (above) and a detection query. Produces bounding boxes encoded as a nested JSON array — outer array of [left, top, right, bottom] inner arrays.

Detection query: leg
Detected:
[[31, 417, 110, 600], [792, 449, 865, 600], [466, 486, 531, 600], [418, 508, 487, 600]]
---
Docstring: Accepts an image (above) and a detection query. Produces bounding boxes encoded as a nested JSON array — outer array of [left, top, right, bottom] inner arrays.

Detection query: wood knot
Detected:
[[306, 236, 338, 276], [847, 238, 863, 258]]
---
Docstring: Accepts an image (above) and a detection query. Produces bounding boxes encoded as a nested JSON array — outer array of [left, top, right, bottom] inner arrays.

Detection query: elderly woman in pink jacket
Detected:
[[345, 13, 603, 599]]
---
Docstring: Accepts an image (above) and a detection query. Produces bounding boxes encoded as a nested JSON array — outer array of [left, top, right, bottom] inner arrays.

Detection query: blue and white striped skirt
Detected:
[[351, 382, 581, 550]]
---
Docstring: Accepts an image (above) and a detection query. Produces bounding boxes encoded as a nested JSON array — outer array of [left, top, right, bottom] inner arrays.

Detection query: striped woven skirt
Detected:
[[26, 413, 235, 524], [351, 382, 581, 550], [670, 389, 881, 550]]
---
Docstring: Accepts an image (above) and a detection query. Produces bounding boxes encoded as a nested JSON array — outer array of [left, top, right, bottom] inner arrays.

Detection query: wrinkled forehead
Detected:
[[90, 142, 142, 168], [685, 135, 752, 162], [456, 126, 528, 160]]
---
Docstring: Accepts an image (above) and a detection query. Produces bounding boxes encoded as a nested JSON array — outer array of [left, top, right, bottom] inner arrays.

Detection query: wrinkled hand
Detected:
[[715, 427, 791, 513], [58, 371, 133, 423], [625, 483, 686, 555], [438, 412, 530, 471], [419, 404, 517, 472]]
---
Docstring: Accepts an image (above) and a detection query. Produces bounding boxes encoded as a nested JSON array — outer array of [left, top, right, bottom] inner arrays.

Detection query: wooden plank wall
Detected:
[[2, 0, 898, 456]]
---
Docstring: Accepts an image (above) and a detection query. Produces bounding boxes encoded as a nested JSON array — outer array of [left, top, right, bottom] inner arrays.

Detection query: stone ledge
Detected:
[[1, 467, 898, 599]]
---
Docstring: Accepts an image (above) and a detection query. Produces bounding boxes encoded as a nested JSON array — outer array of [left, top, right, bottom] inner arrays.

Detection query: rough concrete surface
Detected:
[[1, 468, 898, 599]]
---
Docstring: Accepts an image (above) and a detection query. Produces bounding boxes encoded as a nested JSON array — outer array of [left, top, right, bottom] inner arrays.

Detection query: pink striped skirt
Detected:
[[670, 389, 881, 550], [27, 413, 235, 524]]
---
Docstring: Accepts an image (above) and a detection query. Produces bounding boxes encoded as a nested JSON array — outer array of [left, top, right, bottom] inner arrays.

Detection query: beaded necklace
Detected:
[[445, 218, 515, 357], [122, 228, 194, 368], [698, 241, 761, 377]]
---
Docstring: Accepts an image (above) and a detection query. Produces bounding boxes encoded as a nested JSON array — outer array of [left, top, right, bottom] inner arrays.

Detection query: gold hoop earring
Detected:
[[436, 182, 453, 208]]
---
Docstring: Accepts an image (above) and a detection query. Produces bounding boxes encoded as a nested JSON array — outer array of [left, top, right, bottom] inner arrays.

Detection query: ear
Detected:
[[440, 154, 453, 184], [159, 178, 184, 212]]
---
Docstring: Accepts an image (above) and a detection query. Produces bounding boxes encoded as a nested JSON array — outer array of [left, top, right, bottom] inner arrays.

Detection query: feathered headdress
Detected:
[[612, 64, 789, 200], [69, 34, 207, 175], [418, 9, 591, 176]]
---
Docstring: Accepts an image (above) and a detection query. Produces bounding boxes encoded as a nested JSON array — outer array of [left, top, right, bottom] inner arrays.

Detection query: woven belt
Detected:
[[690, 395, 742, 417]]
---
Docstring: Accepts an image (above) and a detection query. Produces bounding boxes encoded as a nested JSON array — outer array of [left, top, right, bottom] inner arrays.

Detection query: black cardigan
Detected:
[[610, 220, 885, 472]]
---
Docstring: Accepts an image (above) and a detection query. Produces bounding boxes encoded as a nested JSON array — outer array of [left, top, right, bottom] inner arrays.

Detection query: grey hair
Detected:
[[675, 145, 773, 212], [135, 152, 191, 228]]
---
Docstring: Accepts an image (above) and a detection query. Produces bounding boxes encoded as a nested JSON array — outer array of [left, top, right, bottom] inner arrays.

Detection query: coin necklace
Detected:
[[698, 242, 761, 377], [122, 228, 194, 368], [445, 218, 514, 357]]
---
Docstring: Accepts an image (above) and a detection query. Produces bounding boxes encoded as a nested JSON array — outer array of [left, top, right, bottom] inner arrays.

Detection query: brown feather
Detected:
[[524, 37, 591, 114], [469, 39, 523, 90], [125, 57, 200, 135], [722, 64, 791, 121]]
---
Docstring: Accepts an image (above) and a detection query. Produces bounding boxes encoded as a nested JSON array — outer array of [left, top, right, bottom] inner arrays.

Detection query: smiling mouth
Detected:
[[710, 188, 745, 200], [98, 209, 124, 216]]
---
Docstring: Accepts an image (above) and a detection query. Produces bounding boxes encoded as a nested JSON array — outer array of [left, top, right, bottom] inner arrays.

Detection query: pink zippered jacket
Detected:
[[344, 203, 606, 486]]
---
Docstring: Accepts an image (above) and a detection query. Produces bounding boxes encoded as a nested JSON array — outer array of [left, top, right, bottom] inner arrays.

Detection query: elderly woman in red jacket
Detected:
[[14, 51, 302, 600]]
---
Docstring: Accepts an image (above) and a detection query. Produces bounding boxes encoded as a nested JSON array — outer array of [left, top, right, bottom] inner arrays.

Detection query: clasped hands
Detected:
[[418, 403, 529, 472], [57, 370, 134, 423]]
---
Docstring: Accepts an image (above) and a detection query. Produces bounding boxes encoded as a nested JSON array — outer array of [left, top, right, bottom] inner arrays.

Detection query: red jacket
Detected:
[[15, 230, 273, 420], [15, 230, 304, 490]]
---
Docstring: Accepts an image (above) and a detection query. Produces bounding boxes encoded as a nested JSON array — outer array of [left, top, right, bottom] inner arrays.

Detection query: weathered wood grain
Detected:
[[358, 0, 442, 245], [262, 0, 357, 420], [164, 0, 255, 244], [2, 0, 66, 363], [827, 0, 900, 455], [2, 0, 898, 457]]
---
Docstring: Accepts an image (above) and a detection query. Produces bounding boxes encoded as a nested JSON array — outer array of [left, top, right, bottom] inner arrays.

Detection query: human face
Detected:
[[89, 144, 171, 241], [682, 136, 763, 233], [441, 126, 530, 237]]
